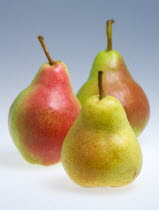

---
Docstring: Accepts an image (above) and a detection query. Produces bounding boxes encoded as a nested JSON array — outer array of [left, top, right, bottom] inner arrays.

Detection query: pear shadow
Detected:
[[0, 147, 63, 171], [45, 174, 138, 196], [0, 147, 31, 169]]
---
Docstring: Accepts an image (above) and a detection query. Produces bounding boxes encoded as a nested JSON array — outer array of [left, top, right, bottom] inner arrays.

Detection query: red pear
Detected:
[[77, 20, 150, 136], [9, 36, 81, 165]]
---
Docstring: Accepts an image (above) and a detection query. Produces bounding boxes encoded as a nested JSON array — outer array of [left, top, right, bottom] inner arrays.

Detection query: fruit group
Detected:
[[8, 36, 81, 165], [77, 20, 150, 136], [62, 71, 142, 187]]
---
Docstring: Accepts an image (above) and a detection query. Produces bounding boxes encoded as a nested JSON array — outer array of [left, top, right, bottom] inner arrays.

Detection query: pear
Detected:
[[77, 20, 150, 136], [62, 71, 142, 187], [8, 36, 81, 166]]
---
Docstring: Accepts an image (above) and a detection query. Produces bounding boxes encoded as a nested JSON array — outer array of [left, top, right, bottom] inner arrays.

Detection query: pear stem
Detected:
[[98, 71, 104, 100], [38, 36, 54, 65], [106, 19, 115, 51]]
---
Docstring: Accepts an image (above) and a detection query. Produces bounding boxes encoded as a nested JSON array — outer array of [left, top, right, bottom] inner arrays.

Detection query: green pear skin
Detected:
[[62, 95, 142, 187]]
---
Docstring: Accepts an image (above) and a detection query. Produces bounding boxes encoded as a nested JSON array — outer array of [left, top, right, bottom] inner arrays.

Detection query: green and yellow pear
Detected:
[[62, 71, 142, 187]]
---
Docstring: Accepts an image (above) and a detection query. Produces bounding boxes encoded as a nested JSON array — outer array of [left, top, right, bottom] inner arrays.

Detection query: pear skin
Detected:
[[62, 95, 142, 187]]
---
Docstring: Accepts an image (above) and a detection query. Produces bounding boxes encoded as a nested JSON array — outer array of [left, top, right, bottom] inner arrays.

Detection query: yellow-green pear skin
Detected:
[[62, 95, 142, 187]]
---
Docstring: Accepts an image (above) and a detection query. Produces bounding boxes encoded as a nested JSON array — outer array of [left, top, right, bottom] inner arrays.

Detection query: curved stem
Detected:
[[38, 36, 54, 65], [106, 19, 115, 51], [98, 71, 104, 100]]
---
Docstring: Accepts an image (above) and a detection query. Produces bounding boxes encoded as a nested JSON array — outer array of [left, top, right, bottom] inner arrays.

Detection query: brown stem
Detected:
[[38, 36, 54, 65], [98, 71, 104, 100], [106, 19, 115, 51]]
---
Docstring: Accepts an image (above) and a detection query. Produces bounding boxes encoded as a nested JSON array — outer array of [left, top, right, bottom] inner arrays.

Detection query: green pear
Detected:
[[62, 71, 142, 187]]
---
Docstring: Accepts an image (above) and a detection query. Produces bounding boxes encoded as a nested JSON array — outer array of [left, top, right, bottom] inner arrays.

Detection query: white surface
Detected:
[[0, 122, 159, 210]]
